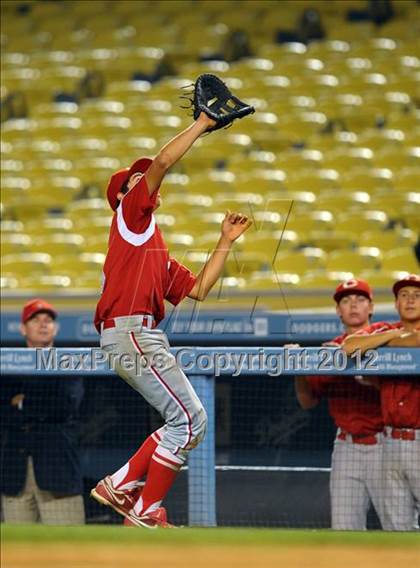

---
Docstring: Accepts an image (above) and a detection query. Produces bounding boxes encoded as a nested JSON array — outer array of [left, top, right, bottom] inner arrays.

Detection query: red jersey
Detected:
[[355, 321, 420, 429], [308, 332, 384, 436], [94, 176, 196, 331]]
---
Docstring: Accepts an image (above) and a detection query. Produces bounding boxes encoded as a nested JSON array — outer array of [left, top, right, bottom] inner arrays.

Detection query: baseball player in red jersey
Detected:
[[343, 274, 420, 531], [90, 112, 252, 528], [295, 279, 387, 530]]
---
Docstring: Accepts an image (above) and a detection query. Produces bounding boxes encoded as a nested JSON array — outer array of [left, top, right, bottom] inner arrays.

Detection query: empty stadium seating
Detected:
[[1, 0, 419, 301]]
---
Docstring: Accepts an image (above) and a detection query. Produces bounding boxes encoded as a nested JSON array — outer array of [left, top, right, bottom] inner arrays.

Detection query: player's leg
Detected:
[[402, 438, 420, 529], [96, 325, 206, 526], [365, 441, 387, 529], [109, 426, 167, 490], [1, 458, 39, 524], [330, 441, 369, 530], [381, 438, 416, 531], [124, 329, 206, 523]]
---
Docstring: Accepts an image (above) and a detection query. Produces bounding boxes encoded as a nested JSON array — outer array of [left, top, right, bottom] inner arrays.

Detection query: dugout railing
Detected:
[[1, 347, 419, 527]]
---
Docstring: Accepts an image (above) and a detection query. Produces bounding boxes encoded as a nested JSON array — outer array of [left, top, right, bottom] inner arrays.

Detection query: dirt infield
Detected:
[[3, 543, 420, 568]]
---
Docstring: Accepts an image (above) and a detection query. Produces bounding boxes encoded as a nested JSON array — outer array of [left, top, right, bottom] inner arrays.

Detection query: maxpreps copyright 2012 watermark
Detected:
[[35, 347, 379, 376]]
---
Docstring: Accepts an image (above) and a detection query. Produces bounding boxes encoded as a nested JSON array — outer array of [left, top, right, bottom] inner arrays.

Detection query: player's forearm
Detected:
[[157, 116, 209, 169], [188, 236, 233, 301], [342, 329, 401, 355], [294, 377, 318, 409], [388, 332, 420, 348]]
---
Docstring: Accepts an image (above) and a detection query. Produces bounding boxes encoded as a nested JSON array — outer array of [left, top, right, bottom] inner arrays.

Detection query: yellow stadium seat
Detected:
[[400, 209, 420, 232], [1, 233, 32, 256], [316, 191, 371, 213], [374, 147, 414, 170], [370, 192, 420, 220], [241, 229, 300, 256], [29, 234, 85, 256], [81, 236, 108, 254], [19, 274, 73, 291], [0, 276, 20, 290], [0, 220, 24, 233], [284, 170, 340, 194], [322, 147, 374, 170], [359, 270, 403, 290], [339, 167, 394, 193], [298, 271, 355, 289], [273, 248, 327, 276], [24, 217, 74, 236], [1, 252, 51, 276], [67, 199, 110, 219], [382, 248, 419, 272], [360, 228, 417, 250], [224, 251, 268, 277], [50, 252, 105, 278], [246, 271, 300, 291], [308, 231, 357, 251], [394, 168, 420, 192], [325, 249, 381, 273], [335, 210, 389, 233], [281, 210, 335, 234]]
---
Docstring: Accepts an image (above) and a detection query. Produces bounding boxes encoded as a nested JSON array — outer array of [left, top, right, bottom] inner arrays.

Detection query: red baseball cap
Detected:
[[392, 273, 420, 297], [21, 299, 57, 323], [106, 157, 153, 211], [333, 279, 373, 303]]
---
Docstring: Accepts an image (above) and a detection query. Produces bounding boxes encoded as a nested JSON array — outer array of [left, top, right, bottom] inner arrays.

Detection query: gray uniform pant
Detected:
[[330, 434, 385, 530], [381, 430, 420, 531], [100, 316, 207, 464], [1, 457, 85, 525]]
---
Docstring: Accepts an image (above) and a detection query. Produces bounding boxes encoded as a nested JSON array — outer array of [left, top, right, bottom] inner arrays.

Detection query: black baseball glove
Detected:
[[181, 73, 255, 132]]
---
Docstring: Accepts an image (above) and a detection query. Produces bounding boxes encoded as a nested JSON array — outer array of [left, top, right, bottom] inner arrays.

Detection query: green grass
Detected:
[[2, 525, 420, 547]]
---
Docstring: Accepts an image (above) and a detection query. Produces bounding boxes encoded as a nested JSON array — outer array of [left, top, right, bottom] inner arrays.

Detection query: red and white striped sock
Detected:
[[134, 446, 183, 516], [110, 427, 165, 491]]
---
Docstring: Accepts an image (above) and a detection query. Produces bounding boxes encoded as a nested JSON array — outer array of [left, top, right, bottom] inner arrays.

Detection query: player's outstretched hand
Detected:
[[221, 211, 252, 242]]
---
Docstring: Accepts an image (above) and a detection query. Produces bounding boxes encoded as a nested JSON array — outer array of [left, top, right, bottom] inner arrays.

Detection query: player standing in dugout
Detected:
[[295, 279, 386, 530], [91, 77, 254, 528], [343, 274, 420, 531]]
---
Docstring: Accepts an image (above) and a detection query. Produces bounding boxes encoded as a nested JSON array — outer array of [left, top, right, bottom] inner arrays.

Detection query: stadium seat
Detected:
[[24, 217, 74, 235], [19, 274, 73, 291], [381, 248, 419, 272], [325, 249, 381, 273], [273, 248, 327, 275], [360, 228, 417, 250], [1, 252, 52, 276], [246, 271, 300, 290], [1, 233, 32, 256], [370, 192, 420, 221], [335, 210, 389, 234], [67, 199, 110, 219], [29, 234, 85, 256], [307, 231, 357, 251]]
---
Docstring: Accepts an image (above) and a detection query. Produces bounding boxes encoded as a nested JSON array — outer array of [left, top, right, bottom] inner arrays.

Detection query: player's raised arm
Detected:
[[144, 112, 215, 195], [188, 211, 252, 301]]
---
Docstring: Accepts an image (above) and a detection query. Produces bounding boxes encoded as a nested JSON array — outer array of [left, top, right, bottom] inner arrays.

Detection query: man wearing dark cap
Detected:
[[1, 299, 85, 525], [295, 279, 386, 530], [343, 274, 420, 531]]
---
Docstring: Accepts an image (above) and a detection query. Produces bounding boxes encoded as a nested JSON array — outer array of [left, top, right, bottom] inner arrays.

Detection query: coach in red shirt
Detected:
[[91, 112, 252, 528], [343, 274, 420, 531], [295, 279, 386, 530]]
